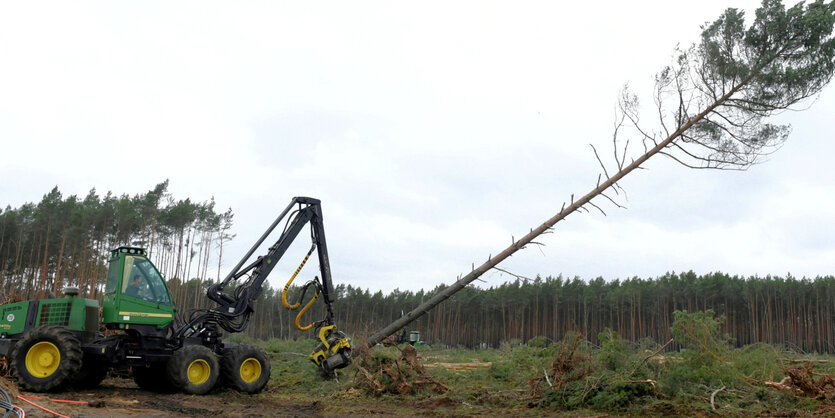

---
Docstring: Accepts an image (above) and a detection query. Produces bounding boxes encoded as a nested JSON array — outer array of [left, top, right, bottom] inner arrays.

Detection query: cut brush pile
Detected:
[[353, 339, 450, 395]]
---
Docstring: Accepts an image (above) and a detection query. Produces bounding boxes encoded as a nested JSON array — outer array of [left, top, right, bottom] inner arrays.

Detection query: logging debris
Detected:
[[765, 364, 835, 400], [353, 343, 450, 396], [0, 357, 8, 378], [527, 332, 593, 400]]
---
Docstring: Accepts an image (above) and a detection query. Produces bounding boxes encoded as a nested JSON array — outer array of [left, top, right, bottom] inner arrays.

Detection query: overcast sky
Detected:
[[1, 1, 833, 294]]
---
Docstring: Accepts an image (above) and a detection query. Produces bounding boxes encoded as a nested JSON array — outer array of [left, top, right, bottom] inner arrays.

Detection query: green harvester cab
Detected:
[[102, 246, 175, 329]]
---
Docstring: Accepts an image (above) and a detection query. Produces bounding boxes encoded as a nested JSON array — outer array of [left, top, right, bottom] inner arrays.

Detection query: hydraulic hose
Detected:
[[0, 385, 24, 418], [295, 288, 320, 331], [282, 244, 316, 309]]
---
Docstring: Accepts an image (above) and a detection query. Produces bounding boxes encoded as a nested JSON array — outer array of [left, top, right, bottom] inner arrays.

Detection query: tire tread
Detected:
[[166, 345, 219, 395], [220, 344, 270, 394], [11, 325, 83, 392]]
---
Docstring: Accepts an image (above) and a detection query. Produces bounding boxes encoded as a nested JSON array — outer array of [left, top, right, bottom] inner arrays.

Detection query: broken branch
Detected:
[[710, 386, 725, 411]]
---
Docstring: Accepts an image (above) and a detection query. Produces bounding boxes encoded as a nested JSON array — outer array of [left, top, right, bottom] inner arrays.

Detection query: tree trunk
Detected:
[[366, 84, 744, 346], [39, 223, 51, 297], [52, 234, 66, 295]]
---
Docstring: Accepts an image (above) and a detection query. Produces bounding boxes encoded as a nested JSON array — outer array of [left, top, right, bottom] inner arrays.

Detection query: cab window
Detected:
[[122, 255, 171, 305], [105, 258, 120, 294]]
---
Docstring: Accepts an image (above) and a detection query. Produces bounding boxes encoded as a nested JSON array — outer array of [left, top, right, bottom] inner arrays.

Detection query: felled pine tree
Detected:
[[368, 0, 835, 346]]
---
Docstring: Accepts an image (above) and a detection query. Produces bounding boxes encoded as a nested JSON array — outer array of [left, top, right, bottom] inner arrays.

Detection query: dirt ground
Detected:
[[9, 377, 328, 418], [6, 376, 543, 418]]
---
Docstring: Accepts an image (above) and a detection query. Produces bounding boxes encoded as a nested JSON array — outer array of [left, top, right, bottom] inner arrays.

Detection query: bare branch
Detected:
[[612, 111, 628, 170], [587, 200, 607, 216], [619, 137, 631, 170], [590, 144, 611, 180], [613, 183, 628, 200], [599, 192, 626, 209], [629, 338, 674, 377], [491, 266, 532, 282], [710, 386, 726, 411]]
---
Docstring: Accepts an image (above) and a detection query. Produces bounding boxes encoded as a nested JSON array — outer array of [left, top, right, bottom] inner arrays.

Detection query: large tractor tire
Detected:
[[133, 362, 176, 392], [166, 345, 219, 395], [72, 354, 109, 389], [221, 345, 270, 394], [10, 325, 83, 392]]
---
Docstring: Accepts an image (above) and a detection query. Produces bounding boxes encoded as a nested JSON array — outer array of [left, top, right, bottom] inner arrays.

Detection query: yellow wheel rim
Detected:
[[187, 359, 211, 385], [239, 357, 261, 383], [25, 341, 61, 378]]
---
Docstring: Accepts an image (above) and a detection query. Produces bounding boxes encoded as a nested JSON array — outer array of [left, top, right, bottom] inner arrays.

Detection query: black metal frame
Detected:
[[172, 197, 337, 343]]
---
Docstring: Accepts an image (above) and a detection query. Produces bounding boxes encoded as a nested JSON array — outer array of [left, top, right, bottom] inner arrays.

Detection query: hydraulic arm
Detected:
[[177, 197, 351, 374]]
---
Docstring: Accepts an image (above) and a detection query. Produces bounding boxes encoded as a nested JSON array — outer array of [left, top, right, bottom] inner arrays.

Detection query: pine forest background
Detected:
[[2, 183, 834, 354]]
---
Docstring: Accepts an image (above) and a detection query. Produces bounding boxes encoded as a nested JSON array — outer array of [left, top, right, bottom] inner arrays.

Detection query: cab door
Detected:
[[103, 254, 175, 328]]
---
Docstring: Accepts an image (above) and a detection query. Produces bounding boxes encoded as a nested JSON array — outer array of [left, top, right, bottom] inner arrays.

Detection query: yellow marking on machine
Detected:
[[295, 290, 319, 331], [282, 244, 316, 309], [310, 325, 351, 366], [118, 311, 173, 318]]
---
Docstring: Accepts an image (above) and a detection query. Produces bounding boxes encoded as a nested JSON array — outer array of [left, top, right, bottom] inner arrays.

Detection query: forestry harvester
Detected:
[[0, 197, 352, 394]]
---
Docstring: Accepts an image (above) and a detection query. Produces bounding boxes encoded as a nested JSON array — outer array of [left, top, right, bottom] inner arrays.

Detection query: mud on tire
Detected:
[[166, 345, 219, 395], [11, 325, 83, 392], [221, 345, 270, 394]]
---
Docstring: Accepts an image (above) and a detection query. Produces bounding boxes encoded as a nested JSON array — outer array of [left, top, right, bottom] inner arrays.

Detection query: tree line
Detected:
[[0, 181, 234, 312], [4, 185, 835, 353], [247, 272, 835, 354]]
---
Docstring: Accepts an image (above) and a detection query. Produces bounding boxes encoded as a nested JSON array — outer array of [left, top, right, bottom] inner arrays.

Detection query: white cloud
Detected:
[[1, 0, 833, 294]]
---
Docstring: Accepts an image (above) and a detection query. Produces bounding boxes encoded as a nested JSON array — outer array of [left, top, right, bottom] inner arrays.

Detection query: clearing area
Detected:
[[6, 322, 835, 417]]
